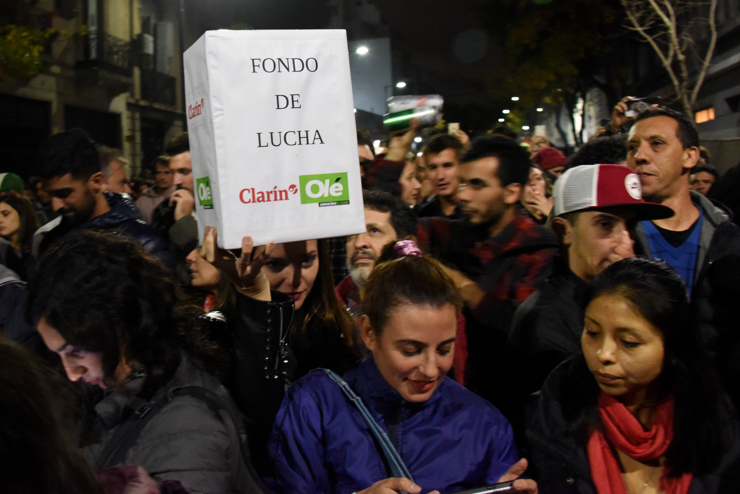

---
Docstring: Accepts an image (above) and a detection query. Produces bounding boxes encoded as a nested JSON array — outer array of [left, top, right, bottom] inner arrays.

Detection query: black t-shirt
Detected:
[[654, 216, 700, 248]]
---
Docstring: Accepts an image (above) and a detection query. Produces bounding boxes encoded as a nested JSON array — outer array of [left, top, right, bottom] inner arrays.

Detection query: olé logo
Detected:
[[196, 177, 214, 209], [299, 172, 350, 206]]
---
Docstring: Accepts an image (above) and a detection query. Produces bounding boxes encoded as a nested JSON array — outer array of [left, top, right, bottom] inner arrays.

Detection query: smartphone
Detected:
[[448, 122, 460, 134], [624, 96, 662, 117], [445, 481, 516, 494]]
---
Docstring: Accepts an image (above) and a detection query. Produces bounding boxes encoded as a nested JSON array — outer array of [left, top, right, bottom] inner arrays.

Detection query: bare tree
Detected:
[[621, 0, 718, 117]]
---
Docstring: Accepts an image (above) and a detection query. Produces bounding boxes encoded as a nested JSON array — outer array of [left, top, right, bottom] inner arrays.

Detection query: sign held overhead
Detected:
[[183, 29, 365, 248]]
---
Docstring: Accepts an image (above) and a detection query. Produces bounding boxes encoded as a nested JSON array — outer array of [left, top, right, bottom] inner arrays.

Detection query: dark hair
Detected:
[[34, 129, 101, 180], [566, 134, 628, 169], [28, 231, 224, 396], [300, 238, 355, 345], [0, 191, 40, 255], [362, 189, 417, 239], [165, 132, 190, 156], [363, 241, 462, 334], [461, 135, 531, 187], [0, 337, 105, 494], [692, 164, 719, 179], [634, 107, 700, 150], [569, 258, 736, 476], [423, 133, 464, 161], [357, 128, 376, 158], [492, 125, 518, 140]]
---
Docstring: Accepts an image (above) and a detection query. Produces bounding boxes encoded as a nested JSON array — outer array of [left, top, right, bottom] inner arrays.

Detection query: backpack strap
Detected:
[[94, 395, 164, 470], [322, 369, 414, 482], [94, 386, 267, 493]]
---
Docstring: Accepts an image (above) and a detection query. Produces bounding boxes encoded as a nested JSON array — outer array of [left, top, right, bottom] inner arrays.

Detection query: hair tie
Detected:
[[392, 240, 422, 259]]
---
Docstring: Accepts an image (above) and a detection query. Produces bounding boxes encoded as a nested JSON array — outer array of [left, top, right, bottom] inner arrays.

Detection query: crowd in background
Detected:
[[2, 96, 740, 494]]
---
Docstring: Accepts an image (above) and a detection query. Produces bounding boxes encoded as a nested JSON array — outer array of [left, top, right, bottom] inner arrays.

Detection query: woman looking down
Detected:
[[266, 240, 537, 494], [526, 257, 738, 494]]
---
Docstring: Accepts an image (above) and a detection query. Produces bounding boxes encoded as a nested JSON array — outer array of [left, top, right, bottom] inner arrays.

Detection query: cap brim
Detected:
[[569, 202, 675, 221]]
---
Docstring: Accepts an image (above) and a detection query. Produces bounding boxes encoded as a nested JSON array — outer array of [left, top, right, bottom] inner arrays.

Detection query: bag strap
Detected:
[[322, 369, 414, 482], [94, 394, 165, 469], [94, 386, 267, 493]]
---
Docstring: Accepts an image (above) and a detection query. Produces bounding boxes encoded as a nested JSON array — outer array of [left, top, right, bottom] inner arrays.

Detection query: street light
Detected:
[[396, 81, 407, 88], [502, 109, 510, 114], [356, 46, 369, 55], [511, 96, 520, 101], [498, 118, 505, 122]]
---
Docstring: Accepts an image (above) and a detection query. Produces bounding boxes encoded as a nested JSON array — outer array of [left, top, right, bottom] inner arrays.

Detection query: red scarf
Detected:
[[587, 392, 693, 494]]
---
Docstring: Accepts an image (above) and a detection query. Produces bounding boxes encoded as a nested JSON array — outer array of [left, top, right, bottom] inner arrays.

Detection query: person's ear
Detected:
[[88, 171, 105, 193], [503, 183, 522, 205], [552, 216, 573, 246], [360, 315, 378, 352], [683, 146, 700, 172]]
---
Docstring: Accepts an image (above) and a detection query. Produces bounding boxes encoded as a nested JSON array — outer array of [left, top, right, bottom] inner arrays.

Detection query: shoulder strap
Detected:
[[94, 394, 166, 469], [94, 386, 267, 493], [322, 369, 414, 482]]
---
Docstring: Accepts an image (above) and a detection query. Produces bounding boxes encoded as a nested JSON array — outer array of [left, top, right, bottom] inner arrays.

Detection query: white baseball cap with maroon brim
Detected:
[[553, 164, 674, 221]]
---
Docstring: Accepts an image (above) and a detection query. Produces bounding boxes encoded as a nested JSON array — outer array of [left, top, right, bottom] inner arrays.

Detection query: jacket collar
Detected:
[[349, 356, 443, 417], [87, 192, 143, 229]]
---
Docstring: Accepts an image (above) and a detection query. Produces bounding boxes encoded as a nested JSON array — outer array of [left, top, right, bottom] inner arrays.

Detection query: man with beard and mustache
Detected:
[[336, 190, 416, 343], [416, 135, 558, 408], [32, 129, 170, 265]]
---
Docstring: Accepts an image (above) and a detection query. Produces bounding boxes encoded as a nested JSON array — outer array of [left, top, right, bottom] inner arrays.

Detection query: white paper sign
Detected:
[[183, 30, 365, 248]]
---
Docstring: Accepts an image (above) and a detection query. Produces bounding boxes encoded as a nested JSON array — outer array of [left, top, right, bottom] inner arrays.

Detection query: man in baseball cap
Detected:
[[504, 164, 673, 433]]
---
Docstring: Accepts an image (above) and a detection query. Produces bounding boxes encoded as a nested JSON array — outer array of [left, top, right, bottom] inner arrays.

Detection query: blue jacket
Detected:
[[266, 357, 519, 494]]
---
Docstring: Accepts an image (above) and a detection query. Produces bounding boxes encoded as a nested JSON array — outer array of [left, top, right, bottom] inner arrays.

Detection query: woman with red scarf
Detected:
[[524, 257, 739, 494]]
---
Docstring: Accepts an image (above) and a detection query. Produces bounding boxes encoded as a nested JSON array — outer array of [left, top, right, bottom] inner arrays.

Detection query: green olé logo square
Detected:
[[299, 172, 350, 205], [196, 177, 214, 209]]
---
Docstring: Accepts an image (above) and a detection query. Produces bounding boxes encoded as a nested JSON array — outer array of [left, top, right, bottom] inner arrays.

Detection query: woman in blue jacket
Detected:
[[266, 240, 537, 494]]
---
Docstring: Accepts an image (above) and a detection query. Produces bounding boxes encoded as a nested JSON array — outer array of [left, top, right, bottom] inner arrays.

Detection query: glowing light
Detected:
[[537, 108, 544, 112], [511, 96, 520, 101], [356, 46, 369, 55], [414, 136, 422, 143], [396, 81, 407, 88], [498, 118, 505, 122], [502, 109, 510, 114], [383, 109, 434, 125], [417, 152, 423, 156], [522, 126, 530, 130]]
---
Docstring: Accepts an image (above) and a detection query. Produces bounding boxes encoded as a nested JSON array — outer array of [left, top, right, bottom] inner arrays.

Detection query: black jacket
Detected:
[[525, 357, 740, 494], [635, 192, 740, 409], [39, 193, 172, 269], [505, 257, 589, 435], [228, 291, 359, 475]]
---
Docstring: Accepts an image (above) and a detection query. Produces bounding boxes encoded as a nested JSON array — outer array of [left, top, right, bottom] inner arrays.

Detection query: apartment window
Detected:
[[695, 107, 715, 124]]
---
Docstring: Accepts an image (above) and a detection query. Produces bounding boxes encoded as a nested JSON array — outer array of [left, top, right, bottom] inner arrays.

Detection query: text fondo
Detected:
[[251, 58, 318, 73]]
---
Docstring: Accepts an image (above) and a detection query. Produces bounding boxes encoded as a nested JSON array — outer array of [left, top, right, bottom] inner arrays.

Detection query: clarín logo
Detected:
[[239, 184, 298, 203], [196, 177, 213, 210], [188, 98, 204, 119], [299, 172, 350, 206]]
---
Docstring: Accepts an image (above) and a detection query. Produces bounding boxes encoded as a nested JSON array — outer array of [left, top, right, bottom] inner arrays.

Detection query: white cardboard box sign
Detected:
[[183, 29, 365, 249]]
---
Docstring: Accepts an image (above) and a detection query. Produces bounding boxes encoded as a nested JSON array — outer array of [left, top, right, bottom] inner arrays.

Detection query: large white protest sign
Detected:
[[183, 30, 365, 248]]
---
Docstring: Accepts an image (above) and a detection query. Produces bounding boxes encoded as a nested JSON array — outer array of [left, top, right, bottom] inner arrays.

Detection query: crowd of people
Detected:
[[1, 95, 740, 494]]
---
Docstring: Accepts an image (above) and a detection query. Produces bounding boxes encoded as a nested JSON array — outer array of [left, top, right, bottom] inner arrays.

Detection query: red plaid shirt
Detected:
[[416, 213, 558, 403]]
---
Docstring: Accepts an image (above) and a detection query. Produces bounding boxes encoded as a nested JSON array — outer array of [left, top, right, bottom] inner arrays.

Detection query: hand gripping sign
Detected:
[[184, 30, 365, 248]]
